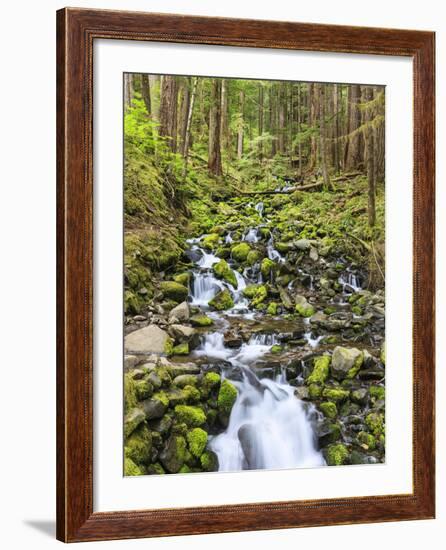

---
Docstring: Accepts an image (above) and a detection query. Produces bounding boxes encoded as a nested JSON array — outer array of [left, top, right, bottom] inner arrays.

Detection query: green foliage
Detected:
[[187, 428, 208, 458], [174, 405, 206, 427]]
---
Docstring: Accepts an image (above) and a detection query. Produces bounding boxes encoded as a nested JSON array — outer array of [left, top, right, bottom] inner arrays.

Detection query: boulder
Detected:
[[209, 289, 234, 311], [213, 259, 238, 288], [331, 346, 364, 380], [168, 301, 190, 323], [159, 281, 189, 302], [279, 286, 294, 310], [190, 313, 213, 327], [168, 324, 198, 347], [141, 393, 168, 420], [124, 355, 139, 371], [173, 374, 200, 388], [159, 435, 187, 473], [231, 242, 251, 262], [124, 407, 145, 438], [124, 325, 170, 355], [294, 238, 311, 250]]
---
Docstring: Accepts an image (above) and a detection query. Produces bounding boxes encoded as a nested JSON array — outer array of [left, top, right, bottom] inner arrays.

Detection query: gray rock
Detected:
[[165, 363, 201, 377], [168, 301, 190, 323], [148, 415, 173, 436], [238, 424, 263, 469], [145, 370, 162, 389], [294, 386, 310, 400], [279, 286, 294, 310], [141, 396, 168, 420], [316, 420, 341, 447], [351, 387, 369, 405], [124, 325, 170, 355], [309, 247, 319, 261], [331, 346, 364, 380], [294, 238, 311, 250], [124, 355, 139, 371], [168, 324, 198, 348], [160, 435, 187, 473]]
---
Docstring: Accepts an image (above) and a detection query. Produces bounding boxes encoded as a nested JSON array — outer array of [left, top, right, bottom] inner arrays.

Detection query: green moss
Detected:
[[204, 372, 221, 388], [172, 342, 190, 355], [209, 289, 234, 310], [146, 463, 165, 475], [346, 352, 364, 379], [369, 385, 385, 401], [213, 259, 238, 288], [152, 391, 170, 408], [322, 387, 350, 402], [252, 285, 268, 308], [134, 379, 153, 401], [231, 242, 251, 262], [351, 305, 362, 316], [173, 272, 190, 286], [190, 313, 213, 327], [266, 302, 278, 315], [246, 249, 262, 266], [125, 424, 152, 464], [124, 457, 143, 476], [295, 296, 315, 318], [325, 444, 349, 466], [200, 450, 219, 472], [218, 379, 238, 418], [366, 412, 384, 436], [159, 281, 189, 302], [179, 464, 192, 474], [183, 384, 200, 403], [124, 408, 145, 438], [306, 356, 330, 385], [124, 290, 143, 315], [260, 258, 276, 279], [357, 431, 376, 450], [164, 337, 174, 356], [187, 427, 208, 458], [319, 401, 337, 419], [380, 341, 386, 365], [124, 373, 137, 413], [174, 405, 206, 427], [202, 233, 221, 251], [270, 344, 282, 354], [243, 284, 263, 298], [324, 306, 337, 315], [308, 383, 323, 399]]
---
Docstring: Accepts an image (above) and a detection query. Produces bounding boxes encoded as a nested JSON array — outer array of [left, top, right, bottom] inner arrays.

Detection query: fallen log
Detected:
[[241, 181, 325, 196]]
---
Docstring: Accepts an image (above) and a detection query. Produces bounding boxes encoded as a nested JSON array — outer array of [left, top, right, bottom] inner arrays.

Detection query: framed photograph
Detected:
[[56, 8, 435, 542]]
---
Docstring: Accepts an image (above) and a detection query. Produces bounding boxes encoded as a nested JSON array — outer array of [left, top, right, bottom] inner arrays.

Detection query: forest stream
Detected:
[[123, 194, 386, 476]]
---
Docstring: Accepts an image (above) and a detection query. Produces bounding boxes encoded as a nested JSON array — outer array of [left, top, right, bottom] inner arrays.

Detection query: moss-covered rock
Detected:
[[125, 423, 152, 464], [260, 258, 276, 279], [146, 463, 165, 475], [217, 379, 238, 425], [182, 384, 201, 404], [243, 284, 263, 299], [357, 431, 376, 450], [171, 342, 190, 356], [369, 385, 385, 402], [251, 285, 268, 308], [231, 242, 251, 262], [186, 427, 208, 458], [173, 272, 190, 286], [322, 387, 350, 402], [306, 356, 330, 385], [325, 443, 349, 466], [308, 383, 323, 399], [266, 302, 278, 315], [124, 373, 137, 413], [174, 405, 206, 427], [200, 450, 219, 472], [246, 249, 262, 266], [319, 401, 337, 419], [380, 341, 386, 365], [190, 313, 213, 327], [124, 407, 145, 438], [270, 344, 282, 354], [124, 457, 143, 476], [295, 295, 315, 317], [209, 289, 234, 311], [365, 412, 384, 436], [213, 259, 238, 288], [202, 233, 221, 251], [134, 379, 153, 401], [159, 281, 189, 302], [331, 346, 364, 380]]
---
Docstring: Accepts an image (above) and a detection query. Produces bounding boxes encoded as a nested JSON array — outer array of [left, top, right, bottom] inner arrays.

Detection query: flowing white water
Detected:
[[243, 228, 260, 243], [338, 270, 361, 292], [255, 201, 264, 217], [196, 331, 324, 471], [188, 235, 324, 472]]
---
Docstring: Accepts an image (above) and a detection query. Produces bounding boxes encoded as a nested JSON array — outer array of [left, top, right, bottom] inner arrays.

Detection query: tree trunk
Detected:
[[318, 84, 333, 191], [297, 84, 303, 179], [178, 78, 191, 156], [220, 79, 229, 151], [159, 76, 179, 151], [344, 84, 362, 170], [258, 83, 264, 161], [307, 83, 319, 172], [182, 77, 198, 179], [140, 74, 151, 115], [237, 89, 245, 159], [208, 79, 223, 176], [124, 73, 133, 109], [363, 86, 376, 226]]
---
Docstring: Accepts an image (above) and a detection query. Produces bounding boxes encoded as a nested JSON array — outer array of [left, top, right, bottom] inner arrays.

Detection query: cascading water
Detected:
[[254, 201, 264, 217], [338, 269, 362, 292], [194, 331, 324, 471], [187, 224, 325, 472]]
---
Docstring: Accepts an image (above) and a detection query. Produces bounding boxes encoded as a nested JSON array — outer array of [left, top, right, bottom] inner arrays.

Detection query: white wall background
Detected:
[[0, 0, 444, 548]]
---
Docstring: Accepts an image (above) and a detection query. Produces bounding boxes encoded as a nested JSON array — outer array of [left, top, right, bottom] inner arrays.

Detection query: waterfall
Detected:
[[255, 202, 264, 217], [338, 270, 362, 293], [243, 228, 260, 243], [190, 272, 224, 305]]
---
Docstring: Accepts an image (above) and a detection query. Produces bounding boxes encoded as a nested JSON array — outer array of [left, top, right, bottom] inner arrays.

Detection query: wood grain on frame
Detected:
[[56, 7, 435, 542]]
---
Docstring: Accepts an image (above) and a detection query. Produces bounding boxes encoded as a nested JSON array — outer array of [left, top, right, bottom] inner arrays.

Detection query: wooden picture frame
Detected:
[[56, 7, 435, 542]]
